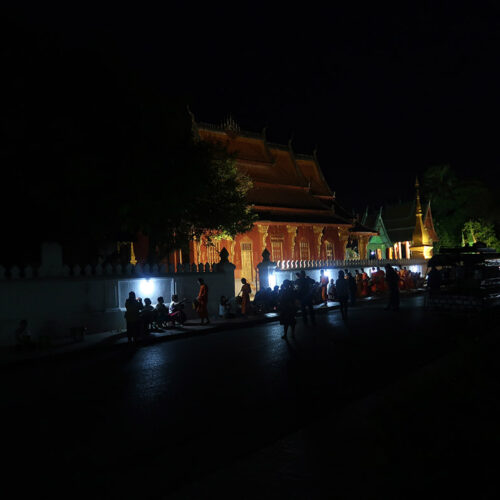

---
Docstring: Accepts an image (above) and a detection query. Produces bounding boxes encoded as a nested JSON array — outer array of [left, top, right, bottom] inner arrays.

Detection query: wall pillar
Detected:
[[337, 227, 349, 260], [286, 225, 298, 260], [257, 224, 269, 253], [313, 226, 325, 260]]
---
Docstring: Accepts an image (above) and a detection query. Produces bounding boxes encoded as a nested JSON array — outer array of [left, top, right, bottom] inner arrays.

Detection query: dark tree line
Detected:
[[423, 165, 500, 251], [0, 22, 254, 266]]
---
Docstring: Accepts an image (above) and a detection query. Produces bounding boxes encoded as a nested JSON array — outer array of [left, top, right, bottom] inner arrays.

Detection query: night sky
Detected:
[[4, 3, 500, 211]]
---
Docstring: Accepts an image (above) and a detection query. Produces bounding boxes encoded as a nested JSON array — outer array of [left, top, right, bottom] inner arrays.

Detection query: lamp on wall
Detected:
[[139, 278, 155, 297]]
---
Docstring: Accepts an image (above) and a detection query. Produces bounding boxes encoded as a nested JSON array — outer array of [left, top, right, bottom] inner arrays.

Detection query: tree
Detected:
[[463, 220, 500, 252], [423, 165, 499, 250]]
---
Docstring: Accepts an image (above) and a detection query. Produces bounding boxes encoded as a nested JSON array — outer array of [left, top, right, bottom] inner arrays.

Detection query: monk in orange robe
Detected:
[[239, 278, 252, 315], [361, 270, 369, 297], [375, 267, 386, 293], [319, 270, 329, 305], [196, 277, 209, 324]]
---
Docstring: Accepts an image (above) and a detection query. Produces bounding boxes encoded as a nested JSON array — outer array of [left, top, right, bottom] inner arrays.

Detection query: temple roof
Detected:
[[362, 200, 438, 244], [195, 120, 354, 226]]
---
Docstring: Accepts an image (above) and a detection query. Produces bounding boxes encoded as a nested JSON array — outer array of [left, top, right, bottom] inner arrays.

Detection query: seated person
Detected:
[[169, 294, 187, 325], [219, 296, 234, 319], [154, 297, 170, 327], [270, 286, 280, 311], [140, 298, 155, 332], [15, 319, 33, 349]]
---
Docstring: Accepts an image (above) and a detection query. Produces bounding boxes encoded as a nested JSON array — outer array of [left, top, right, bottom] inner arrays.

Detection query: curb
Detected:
[[0, 290, 425, 369]]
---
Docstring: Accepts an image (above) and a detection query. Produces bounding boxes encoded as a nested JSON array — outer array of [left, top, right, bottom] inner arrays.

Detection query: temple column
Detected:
[[287, 225, 298, 260], [313, 225, 325, 260], [257, 224, 269, 253], [337, 227, 349, 260], [358, 235, 370, 260]]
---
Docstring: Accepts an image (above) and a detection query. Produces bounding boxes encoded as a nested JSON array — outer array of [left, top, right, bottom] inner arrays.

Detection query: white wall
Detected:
[[0, 265, 235, 346]]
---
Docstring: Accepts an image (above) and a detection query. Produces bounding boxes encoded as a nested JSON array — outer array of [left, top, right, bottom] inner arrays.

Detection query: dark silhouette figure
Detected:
[[347, 272, 357, 306], [15, 319, 33, 350], [335, 270, 349, 320], [125, 291, 142, 343], [154, 296, 169, 327], [295, 270, 315, 325], [384, 264, 400, 311], [278, 280, 298, 339], [427, 267, 442, 294]]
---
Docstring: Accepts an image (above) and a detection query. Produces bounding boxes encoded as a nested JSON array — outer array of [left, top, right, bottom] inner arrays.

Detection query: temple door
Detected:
[[241, 242, 254, 283]]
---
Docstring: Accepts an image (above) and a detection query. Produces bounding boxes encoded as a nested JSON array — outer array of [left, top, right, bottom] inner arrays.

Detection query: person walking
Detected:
[[196, 277, 210, 324], [347, 272, 357, 306], [319, 269, 329, 306], [278, 280, 298, 339], [295, 270, 315, 325], [238, 278, 252, 316], [384, 264, 400, 311], [335, 270, 349, 320]]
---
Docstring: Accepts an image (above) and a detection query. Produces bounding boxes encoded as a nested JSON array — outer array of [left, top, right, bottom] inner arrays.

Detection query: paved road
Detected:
[[2, 296, 462, 497]]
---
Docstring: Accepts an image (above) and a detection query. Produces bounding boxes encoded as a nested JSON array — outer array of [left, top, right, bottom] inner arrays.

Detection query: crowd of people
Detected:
[[123, 267, 422, 343]]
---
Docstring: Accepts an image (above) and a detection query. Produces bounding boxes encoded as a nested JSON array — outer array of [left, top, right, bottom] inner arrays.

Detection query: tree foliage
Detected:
[[423, 165, 499, 250], [463, 220, 500, 252]]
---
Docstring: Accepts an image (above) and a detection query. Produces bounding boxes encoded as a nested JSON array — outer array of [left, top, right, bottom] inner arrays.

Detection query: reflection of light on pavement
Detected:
[[139, 278, 155, 296]]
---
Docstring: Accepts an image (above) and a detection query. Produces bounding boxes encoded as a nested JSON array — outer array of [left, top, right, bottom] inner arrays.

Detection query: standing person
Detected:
[[384, 264, 400, 311], [355, 269, 363, 297], [278, 280, 298, 339], [347, 272, 357, 306], [238, 278, 252, 316], [195, 278, 210, 324], [327, 278, 336, 301], [335, 270, 349, 320], [295, 270, 316, 325], [319, 270, 329, 306], [427, 267, 442, 295], [361, 269, 369, 297], [125, 291, 142, 343]]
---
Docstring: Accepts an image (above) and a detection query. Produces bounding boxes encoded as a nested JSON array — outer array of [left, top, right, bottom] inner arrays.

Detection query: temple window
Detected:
[[206, 240, 221, 264], [271, 238, 284, 262], [241, 242, 254, 282], [325, 241, 334, 259], [300, 241, 310, 260]]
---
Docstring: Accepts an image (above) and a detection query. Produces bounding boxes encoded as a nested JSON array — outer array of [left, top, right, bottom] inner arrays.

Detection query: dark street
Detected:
[[2, 295, 484, 497]]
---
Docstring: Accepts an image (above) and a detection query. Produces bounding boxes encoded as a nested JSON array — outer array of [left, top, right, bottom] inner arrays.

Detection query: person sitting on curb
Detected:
[[154, 297, 170, 328], [15, 319, 34, 350], [140, 298, 155, 333], [169, 294, 187, 326]]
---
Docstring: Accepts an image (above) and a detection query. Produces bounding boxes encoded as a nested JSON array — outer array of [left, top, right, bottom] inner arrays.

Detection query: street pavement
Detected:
[[2, 295, 496, 498]]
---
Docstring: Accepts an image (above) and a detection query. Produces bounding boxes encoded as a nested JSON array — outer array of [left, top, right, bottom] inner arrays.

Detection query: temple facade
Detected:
[[362, 179, 438, 260], [190, 117, 377, 291]]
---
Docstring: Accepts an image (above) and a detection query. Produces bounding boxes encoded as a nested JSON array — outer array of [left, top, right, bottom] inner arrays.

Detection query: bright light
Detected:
[[268, 272, 277, 289], [139, 278, 155, 297]]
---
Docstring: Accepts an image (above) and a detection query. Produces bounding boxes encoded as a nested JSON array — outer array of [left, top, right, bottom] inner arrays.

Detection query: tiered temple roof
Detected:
[[362, 201, 438, 244], [193, 117, 355, 226]]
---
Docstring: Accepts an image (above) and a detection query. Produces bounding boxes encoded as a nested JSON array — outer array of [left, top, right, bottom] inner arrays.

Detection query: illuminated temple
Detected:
[[190, 116, 377, 290], [361, 179, 438, 260]]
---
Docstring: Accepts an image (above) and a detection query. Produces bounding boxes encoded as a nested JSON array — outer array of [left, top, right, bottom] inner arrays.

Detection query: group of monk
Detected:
[[367, 266, 417, 295]]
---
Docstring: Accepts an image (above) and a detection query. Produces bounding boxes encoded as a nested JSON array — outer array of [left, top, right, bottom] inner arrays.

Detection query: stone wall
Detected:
[[0, 257, 235, 346]]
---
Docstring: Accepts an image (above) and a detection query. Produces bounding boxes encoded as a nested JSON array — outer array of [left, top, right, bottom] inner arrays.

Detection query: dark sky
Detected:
[[4, 3, 500, 211]]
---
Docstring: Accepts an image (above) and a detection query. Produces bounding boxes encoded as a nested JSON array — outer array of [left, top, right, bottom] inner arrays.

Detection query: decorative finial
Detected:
[[222, 114, 240, 133], [415, 176, 422, 216]]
